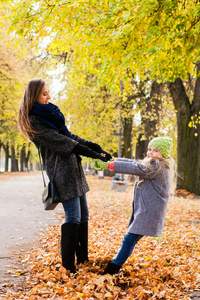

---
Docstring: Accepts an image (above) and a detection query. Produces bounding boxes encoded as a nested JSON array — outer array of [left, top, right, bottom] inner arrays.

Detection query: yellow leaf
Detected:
[[76, 292, 84, 297], [145, 257, 153, 261]]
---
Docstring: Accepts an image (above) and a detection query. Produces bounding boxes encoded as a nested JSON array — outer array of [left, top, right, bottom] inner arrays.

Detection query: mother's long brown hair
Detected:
[[18, 78, 45, 138]]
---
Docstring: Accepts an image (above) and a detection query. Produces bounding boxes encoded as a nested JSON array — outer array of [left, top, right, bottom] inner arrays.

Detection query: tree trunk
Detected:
[[136, 133, 146, 159], [3, 143, 9, 171], [20, 143, 31, 171], [15, 157, 19, 172], [123, 117, 133, 158], [168, 77, 200, 195], [11, 145, 18, 172], [121, 94, 134, 158], [20, 145, 26, 172], [0, 142, 2, 172], [136, 81, 162, 159], [25, 143, 31, 170]]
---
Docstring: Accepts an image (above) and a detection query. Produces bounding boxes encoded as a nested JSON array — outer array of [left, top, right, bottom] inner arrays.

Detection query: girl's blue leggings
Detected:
[[112, 232, 143, 266]]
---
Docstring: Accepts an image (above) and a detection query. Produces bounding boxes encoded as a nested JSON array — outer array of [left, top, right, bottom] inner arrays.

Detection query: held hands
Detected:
[[98, 153, 108, 162], [86, 141, 112, 161], [73, 143, 109, 161], [100, 149, 112, 161]]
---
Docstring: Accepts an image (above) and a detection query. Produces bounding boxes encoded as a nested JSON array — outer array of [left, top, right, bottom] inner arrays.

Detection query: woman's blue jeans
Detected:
[[112, 232, 143, 266], [62, 194, 89, 224]]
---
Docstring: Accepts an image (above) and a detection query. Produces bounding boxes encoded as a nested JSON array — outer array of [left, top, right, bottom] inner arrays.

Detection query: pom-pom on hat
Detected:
[[148, 137, 173, 158]]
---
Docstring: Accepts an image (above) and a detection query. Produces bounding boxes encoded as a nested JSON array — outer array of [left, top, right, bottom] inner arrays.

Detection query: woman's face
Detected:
[[147, 146, 163, 159], [36, 84, 51, 104]]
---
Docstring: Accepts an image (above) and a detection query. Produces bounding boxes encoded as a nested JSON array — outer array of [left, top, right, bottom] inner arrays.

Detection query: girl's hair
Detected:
[[138, 156, 177, 194], [167, 157, 177, 194], [18, 78, 45, 138]]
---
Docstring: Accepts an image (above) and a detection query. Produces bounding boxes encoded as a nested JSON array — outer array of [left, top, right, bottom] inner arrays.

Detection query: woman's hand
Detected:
[[85, 141, 112, 161]]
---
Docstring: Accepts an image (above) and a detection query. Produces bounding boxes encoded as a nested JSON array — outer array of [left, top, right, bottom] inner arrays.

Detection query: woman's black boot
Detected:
[[61, 223, 79, 273], [76, 222, 89, 264], [103, 261, 121, 275]]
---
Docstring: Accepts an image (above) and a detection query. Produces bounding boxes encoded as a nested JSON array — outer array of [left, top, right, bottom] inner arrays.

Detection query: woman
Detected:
[[18, 78, 112, 273]]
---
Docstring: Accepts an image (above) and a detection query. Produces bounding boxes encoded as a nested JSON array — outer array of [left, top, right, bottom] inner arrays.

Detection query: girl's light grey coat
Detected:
[[114, 158, 170, 237]]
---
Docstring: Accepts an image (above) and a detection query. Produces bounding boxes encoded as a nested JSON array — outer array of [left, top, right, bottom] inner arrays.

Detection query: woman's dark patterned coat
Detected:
[[29, 115, 89, 202]]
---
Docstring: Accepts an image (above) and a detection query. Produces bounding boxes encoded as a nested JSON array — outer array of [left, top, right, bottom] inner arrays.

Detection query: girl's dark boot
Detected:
[[76, 222, 89, 264], [61, 223, 79, 273], [103, 261, 121, 275]]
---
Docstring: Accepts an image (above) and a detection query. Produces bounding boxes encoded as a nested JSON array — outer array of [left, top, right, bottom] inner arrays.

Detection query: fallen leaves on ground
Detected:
[[4, 176, 200, 299], [175, 189, 197, 199]]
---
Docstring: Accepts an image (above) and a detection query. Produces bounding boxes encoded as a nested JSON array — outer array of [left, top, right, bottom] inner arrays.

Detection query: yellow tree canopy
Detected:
[[0, 3, 49, 149], [8, 0, 200, 87]]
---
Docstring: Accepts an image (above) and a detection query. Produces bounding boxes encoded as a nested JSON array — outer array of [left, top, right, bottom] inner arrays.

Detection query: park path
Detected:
[[0, 172, 64, 295]]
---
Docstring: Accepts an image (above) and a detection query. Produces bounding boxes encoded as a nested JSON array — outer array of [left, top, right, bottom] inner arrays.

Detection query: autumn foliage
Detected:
[[5, 176, 200, 299]]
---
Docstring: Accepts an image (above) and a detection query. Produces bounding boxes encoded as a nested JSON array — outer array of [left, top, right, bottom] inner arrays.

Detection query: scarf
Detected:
[[30, 102, 81, 161]]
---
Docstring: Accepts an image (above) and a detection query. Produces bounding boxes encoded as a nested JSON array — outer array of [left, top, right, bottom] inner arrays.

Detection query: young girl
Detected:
[[94, 137, 175, 275], [18, 78, 112, 273]]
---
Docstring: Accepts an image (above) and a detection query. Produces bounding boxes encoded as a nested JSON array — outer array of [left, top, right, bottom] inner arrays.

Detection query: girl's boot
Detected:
[[61, 223, 79, 273], [103, 261, 121, 275], [76, 221, 89, 264]]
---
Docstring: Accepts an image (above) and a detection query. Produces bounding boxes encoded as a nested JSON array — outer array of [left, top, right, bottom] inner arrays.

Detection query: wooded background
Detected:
[[0, 0, 200, 195]]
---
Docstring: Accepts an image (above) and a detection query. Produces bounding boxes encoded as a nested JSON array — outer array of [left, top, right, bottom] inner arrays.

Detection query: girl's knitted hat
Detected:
[[148, 137, 173, 158]]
